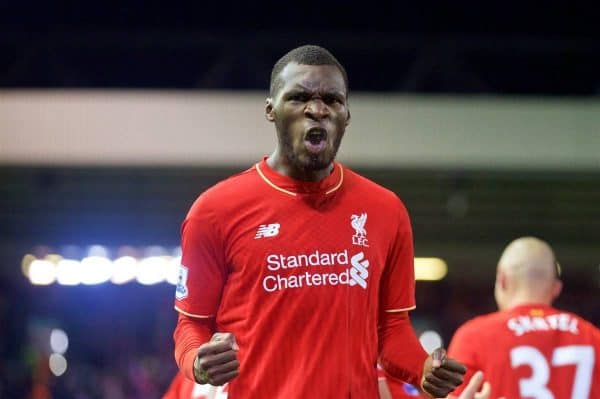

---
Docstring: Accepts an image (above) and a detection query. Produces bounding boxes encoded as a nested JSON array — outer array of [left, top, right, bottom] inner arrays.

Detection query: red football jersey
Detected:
[[448, 304, 600, 399], [174, 158, 416, 398], [377, 365, 427, 399]]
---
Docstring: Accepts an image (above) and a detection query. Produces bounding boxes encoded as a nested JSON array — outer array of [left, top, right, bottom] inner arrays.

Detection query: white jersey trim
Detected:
[[174, 305, 214, 318], [325, 164, 344, 194], [384, 305, 416, 312]]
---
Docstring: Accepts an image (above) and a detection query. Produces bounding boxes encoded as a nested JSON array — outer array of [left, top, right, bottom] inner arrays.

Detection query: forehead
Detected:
[[277, 63, 346, 94]]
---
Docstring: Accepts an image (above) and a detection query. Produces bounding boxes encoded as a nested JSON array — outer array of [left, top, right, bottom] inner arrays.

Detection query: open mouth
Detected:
[[306, 128, 326, 143], [304, 128, 328, 154]]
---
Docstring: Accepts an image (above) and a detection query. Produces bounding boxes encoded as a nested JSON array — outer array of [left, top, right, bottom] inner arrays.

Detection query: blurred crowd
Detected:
[[0, 270, 596, 399]]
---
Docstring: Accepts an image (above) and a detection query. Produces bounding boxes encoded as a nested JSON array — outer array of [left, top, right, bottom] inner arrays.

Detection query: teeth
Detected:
[[307, 134, 324, 144], [306, 130, 326, 142]]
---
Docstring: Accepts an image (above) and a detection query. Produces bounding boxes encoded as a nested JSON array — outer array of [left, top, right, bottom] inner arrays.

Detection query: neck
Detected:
[[266, 151, 333, 182], [503, 293, 552, 310]]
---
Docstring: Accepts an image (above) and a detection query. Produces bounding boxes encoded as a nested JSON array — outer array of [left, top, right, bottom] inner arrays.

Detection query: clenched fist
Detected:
[[421, 348, 467, 398], [194, 332, 240, 386]]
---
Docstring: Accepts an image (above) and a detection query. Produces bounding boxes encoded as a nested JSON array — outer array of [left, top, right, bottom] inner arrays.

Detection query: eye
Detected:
[[288, 93, 310, 102], [323, 95, 342, 105]]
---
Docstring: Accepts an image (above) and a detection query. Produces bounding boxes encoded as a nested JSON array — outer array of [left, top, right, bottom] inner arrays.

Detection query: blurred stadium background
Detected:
[[1, 3, 599, 398]]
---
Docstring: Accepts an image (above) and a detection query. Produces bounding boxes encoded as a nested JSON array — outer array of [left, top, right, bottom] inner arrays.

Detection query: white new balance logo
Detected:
[[349, 252, 369, 289], [255, 223, 280, 239]]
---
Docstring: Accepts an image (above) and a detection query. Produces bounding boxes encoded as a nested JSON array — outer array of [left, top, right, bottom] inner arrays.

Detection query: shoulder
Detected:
[[561, 309, 600, 337], [454, 311, 505, 339], [449, 312, 506, 360], [449, 313, 495, 359], [187, 165, 259, 218]]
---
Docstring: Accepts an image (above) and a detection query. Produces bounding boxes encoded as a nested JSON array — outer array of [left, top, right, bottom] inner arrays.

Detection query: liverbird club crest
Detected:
[[351, 213, 369, 247]]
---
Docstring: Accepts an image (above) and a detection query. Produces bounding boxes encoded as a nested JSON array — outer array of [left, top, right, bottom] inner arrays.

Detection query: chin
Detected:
[[302, 153, 334, 171], [284, 144, 338, 173]]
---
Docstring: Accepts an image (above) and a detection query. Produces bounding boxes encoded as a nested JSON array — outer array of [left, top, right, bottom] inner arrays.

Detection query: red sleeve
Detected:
[[162, 370, 196, 399], [173, 193, 228, 382], [173, 313, 214, 383], [379, 199, 416, 312], [174, 194, 228, 317], [447, 322, 479, 395], [378, 311, 428, 388]]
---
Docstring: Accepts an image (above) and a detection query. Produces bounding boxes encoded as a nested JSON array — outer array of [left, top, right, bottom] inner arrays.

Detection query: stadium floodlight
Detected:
[[50, 329, 69, 355], [166, 256, 182, 285], [22, 254, 36, 277], [136, 256, 168, 285], [56, 259, 82, 286], [80, 256, 113, 285], [29, 260, 56, 285], [25, 246, 197, 286], [414, 257, 448, 281], [171, 246, 182, 257], [111, 256, 138, 284], [86, 244, 109, 258], [144, 245, 168, 257], [49, 353, 67, 377], [419, 330, 443, 354]]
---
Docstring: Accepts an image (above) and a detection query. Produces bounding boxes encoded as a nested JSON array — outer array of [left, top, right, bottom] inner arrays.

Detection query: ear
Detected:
[[345, 108, 351, 126], [551, 279, 562, 301], [265, 98, 275, 122], [497, 270, 507, 291]]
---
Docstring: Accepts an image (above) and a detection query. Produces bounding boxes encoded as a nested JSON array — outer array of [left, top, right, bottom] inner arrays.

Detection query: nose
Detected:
[[304, 99, 329, 120]]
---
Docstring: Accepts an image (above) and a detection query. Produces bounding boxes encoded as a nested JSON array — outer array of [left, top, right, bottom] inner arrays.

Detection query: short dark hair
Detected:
[[269, 45, 349, 97]]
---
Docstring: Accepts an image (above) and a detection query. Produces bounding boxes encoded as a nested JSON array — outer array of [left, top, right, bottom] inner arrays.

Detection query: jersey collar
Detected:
[[509, 303, 556, 316], [255, 157, 344, 197]]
